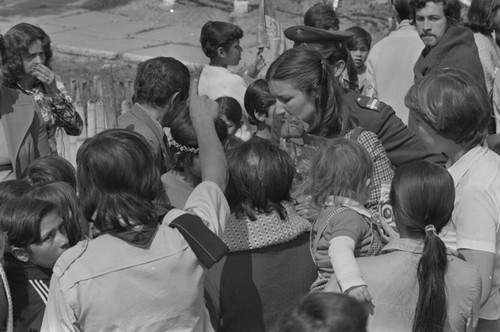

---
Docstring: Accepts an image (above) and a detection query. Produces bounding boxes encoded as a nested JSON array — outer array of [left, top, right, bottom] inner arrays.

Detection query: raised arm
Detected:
[[189, 78, 228, 192]]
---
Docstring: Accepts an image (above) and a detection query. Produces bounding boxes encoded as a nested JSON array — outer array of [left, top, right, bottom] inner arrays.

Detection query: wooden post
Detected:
[[99, 64, 121, 129]]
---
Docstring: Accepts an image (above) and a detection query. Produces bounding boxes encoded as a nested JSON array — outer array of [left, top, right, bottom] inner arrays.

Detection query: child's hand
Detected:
[[246, 48, 266, 79], [281, 117, 308, 139], [380, 218, 400, 244], [346, 285, 372, 303]]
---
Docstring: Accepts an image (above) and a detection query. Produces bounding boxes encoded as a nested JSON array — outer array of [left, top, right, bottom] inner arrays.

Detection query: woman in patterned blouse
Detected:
[[2, 23, 83, 154]]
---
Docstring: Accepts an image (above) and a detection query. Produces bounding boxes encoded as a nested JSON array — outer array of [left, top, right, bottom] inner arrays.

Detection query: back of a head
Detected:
[[226, 138, 294, 221], [281, 292, 368, 332], [307, 138, 373, 207], [0, 197, 55, 249], [393, 0, 414, 21], [390, 161, 454, 233], [304, 3, 340, 31], [217, 96, 243, 125], [390, 160, 453, 332], [76, 129, 165, 232], [0, 180, 31, 206], [467, 0, 497, 34], [244, 79, 275, 125], [409, 0, 462, 25], [132, 56, 190, 107], [405, 68, 490, 149], [25, 182, 87, 246], [200, 21, 243, 58], [22, 155, 76, 189]]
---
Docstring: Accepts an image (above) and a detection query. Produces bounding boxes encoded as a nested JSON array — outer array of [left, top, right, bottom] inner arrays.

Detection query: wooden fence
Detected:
[[56, 64, 135, 165]]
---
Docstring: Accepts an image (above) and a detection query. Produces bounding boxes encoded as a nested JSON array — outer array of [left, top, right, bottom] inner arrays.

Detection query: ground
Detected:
[[49, 0, 395, 87]]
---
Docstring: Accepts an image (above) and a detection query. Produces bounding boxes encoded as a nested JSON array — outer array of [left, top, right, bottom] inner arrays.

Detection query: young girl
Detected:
[[162, 109, 228, 208], [346, 26, 375, 96], [306, 138, 383, 300], [25, 182, 89, 245], [244, 79, 276, 140], [217, 96, 243, 136]]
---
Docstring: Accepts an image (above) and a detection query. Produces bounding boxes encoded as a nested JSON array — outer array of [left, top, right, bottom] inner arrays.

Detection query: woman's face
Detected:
[[22, 39, 46, 76], [268, 79, 316, 125]]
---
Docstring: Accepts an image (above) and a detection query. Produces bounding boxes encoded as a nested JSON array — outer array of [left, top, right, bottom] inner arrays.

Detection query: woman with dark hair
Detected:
[[2, 23, 83, 154], [326, 161, 482, 331], [205, 138, 316, 332], [266, 46, 393, 212], [467, 0, 500, 131], [244, 79, 276, 140], [41, 83, 231, 331]]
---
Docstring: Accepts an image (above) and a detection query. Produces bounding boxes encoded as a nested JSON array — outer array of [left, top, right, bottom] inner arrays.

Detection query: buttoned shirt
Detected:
[[441, 144, 500, 320]]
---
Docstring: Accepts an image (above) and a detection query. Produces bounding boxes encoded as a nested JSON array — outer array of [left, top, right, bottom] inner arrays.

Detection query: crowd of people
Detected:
[[0, 0, 499, 331]]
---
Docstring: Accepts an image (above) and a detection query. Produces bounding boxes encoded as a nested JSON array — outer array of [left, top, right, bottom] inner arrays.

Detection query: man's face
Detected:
[[415, 2, 448, 48]]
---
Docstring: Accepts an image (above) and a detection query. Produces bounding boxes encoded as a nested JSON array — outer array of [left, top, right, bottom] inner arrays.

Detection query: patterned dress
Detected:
[[15, 77, 83, 154]]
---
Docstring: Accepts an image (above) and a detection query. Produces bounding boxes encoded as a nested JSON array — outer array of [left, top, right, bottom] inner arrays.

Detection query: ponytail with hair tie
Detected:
[[424, 224, 437, 237]]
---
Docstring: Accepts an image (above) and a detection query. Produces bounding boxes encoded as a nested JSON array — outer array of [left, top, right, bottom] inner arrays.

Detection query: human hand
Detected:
[[379, 217, 400, 244], [32, 63, 58, 95], [246, 48, 266, 79], [346, 285, 372, 303], [189, 77, 219, 124]]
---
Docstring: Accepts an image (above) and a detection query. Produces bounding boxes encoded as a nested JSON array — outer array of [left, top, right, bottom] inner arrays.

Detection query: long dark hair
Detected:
[[266, 46, 356, 138], [76, 129, 167, 232], [390, 161, 454, 332], [2, 22, 53, 88], [466, 0, 498, 35]]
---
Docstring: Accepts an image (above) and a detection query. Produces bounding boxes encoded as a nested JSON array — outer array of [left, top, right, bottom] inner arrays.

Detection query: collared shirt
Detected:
[[330, 238, 482, 331], [441, 144, 500, 320]]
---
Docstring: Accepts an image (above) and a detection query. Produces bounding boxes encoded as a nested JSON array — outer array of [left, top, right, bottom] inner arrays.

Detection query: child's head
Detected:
[[281, 292, 368, 332], [345, 26, 372, 70], [200, 21, 243, 66], [390, 161, 454, 236], [0, 180, 31, 206], [307, 138, 373, 207], [226, 138, 295, 221], [0, 197, 69, 269], [244, 79, 276, 128], [25, 182, 88, 246], [168, 108, 228, 179], [217, 97, 243, 136], [304, 2, 340, 31], [22, 155, 76, 189]]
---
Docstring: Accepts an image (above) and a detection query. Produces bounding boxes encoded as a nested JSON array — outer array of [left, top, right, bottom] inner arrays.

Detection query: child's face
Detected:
[[27, 212, 69, 269], [222, 40, 242, 67], [349, 47, 369, 69], [221, 115, 240, 136]]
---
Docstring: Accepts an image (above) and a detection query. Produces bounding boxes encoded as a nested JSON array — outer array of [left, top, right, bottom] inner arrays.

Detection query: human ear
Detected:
[[365, 178, 372, 188], [217, 47, 226, 59], [11, 246, 30, 263], [333, 60, 346, 78]]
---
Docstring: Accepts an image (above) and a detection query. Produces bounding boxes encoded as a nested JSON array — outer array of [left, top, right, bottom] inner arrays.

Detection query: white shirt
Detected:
[[441, 144, 500, 320]]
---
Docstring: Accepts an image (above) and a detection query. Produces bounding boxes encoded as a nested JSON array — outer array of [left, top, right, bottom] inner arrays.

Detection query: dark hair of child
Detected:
[[244, 79, 275, 126], [0, 198, 56, 249], [280, 292, 368, 332], [346, 26, 372, 52], [0, 180, 31, 206], [390, 161, 455, 332], [25, 182, 88, 246], [22, 156, 76, 189], [217, 96, 242, 132], [200, 21, 243, 58], [225, 138, 295, 221], [303, 3, 340, 31]]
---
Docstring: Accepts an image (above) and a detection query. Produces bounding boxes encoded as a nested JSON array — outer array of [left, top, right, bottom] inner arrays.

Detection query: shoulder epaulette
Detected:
[[355, 96, 381, 111]]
